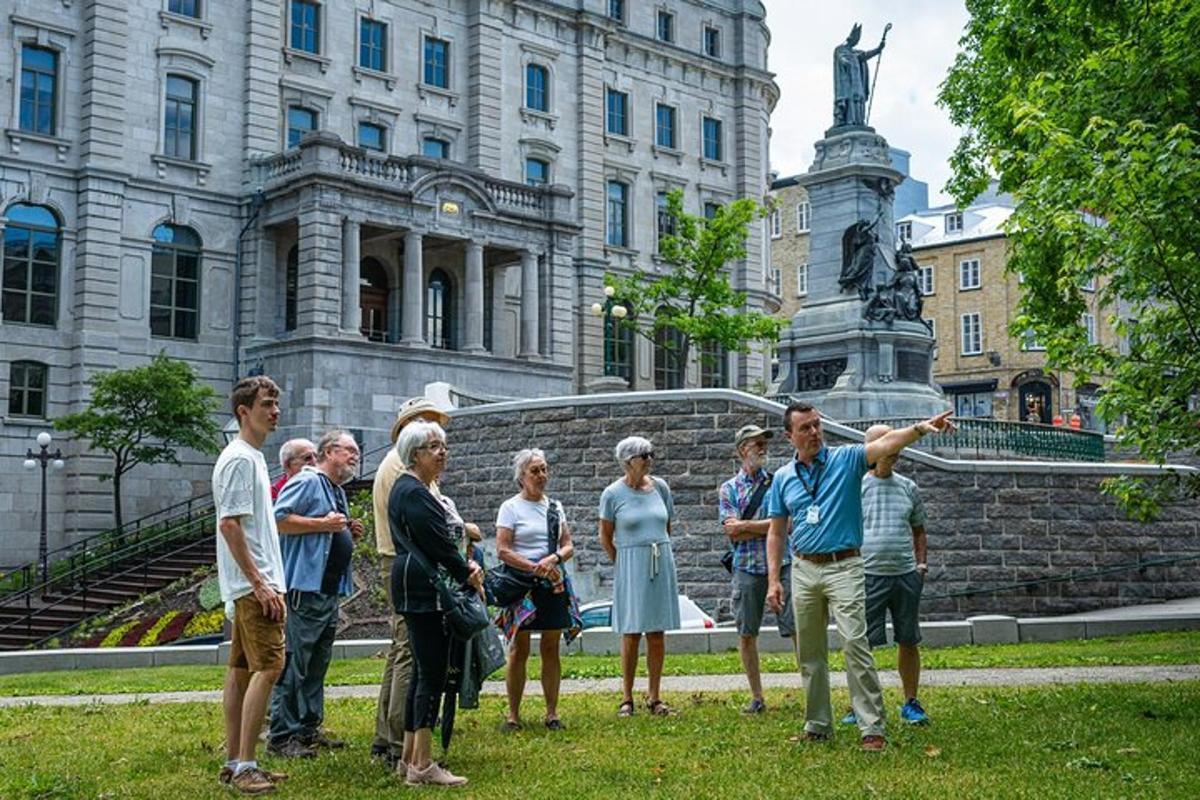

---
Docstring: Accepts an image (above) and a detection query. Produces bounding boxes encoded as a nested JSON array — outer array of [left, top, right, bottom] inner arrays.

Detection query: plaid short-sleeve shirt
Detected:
[[718, 468, 789, 575]]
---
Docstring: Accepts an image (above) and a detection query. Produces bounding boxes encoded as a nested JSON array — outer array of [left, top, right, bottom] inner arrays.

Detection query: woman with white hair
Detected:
[[388, 420, 482, 787], [494, 448, 576, 731], [599, 436, 681, 717]]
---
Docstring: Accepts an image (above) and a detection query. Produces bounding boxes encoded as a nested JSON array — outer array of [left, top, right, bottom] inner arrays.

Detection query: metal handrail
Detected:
[[841, 417, 1106, 462]]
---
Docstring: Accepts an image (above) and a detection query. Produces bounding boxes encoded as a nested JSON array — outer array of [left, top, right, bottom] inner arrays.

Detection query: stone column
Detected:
[[341, 218, 361, 335], [401, 231, 425, 345], [490, 264, 510, 357], [519, 250, 539, 359], [463, 241, 486, 353]]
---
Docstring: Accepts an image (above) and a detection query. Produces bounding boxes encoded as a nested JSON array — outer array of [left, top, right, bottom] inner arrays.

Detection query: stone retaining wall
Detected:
[[440, 390, 1200, 621]]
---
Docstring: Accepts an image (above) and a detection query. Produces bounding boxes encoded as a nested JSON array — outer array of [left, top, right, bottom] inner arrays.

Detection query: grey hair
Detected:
[[277, 438, 315, 471], [615, 435, 653, 465], [396, 420, 446, 468], [512, 448, 547, 486], [316, 429, 352, 462]]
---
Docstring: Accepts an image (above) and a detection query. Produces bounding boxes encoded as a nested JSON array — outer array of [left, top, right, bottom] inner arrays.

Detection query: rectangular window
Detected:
[[703, 26, 721, 58], [700, 341, 728, 389], [19, 46, 58, 136], [926, 318, 938, 359], [608, 0, 625, 22], [525, 157, 548, 186], [955, 391, 993, 419], [286, 106, 317, 148], [605, 88, 628, 136], [358, 122, 385, 151], [8, 361, 47, 418], [959, 258, 981, 290], [796, 263, 809, 297], [525, 63, 548, 112], [422, 137, 449, 159], [703, 202, 720, 221], [656, 192, 676, 250], [654, 325, 685, 390], [164, 75, 197, 160], [360, 18, 387, 71], [606, 181, 628, 247], [655, 104, 677, 149], [896, 220, 912, 243], [795, 201, 811, 233], [657, 11, 674, 42], [290, 0, 320, 54], [945, 212, 963, 233], [769, 210, 781, 239], [1083, 313, 1097, 344], [702, 116, 722, 161], [168, 0, 199, 17], [919, 265, 935, 295], [960, 312, 982, 355], [423, 36, 448, 88], [1023, 329, 1045, 351], [770, 268, 781, 296], [1082, 277, 1096, 292]]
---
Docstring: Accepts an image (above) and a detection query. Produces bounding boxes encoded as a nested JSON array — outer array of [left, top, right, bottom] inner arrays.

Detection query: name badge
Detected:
[[806, 504, 821, 525]]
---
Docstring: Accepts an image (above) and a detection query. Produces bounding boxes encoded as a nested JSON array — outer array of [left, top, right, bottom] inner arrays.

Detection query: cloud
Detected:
[[764, 0, 969, 205]]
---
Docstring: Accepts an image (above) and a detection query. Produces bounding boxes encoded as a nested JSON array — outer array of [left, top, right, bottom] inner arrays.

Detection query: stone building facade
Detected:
[[0, 0, 778, 563], [442, 390, 1200, 620], [899, 190, 1117, 428]]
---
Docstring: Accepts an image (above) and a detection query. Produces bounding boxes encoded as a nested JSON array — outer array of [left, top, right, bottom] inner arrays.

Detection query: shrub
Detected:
[[137, 611, 178, 646], [182, 608, 225, 639], [100, 621, 137, 648]]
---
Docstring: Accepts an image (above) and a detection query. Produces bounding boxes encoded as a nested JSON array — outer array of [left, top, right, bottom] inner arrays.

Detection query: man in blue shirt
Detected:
[[267, 429, 363, 758], [766, 402, 954, 751]]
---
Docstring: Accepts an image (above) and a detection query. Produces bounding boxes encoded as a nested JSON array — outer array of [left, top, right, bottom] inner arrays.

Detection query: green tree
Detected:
[[606, 190, 784, 387], [939, 0, 1200, 516], [55, 354, 221, 532]]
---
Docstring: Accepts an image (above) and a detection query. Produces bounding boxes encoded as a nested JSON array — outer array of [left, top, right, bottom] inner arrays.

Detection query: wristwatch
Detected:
[[554, 552, 564, 565]]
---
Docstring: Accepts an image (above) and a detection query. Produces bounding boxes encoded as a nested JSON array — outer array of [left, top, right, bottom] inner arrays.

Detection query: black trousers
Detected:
[[402, 611, 452, 732]]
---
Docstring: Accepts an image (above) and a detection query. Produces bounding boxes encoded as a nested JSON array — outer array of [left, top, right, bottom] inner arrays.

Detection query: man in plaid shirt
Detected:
[[719, 424, 795, 714]]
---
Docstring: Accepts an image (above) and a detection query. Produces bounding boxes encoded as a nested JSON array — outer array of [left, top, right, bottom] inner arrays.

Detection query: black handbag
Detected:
[[396, 516, 489, 642], [721, 475, 772, 574], [484, 498, 563, 606]]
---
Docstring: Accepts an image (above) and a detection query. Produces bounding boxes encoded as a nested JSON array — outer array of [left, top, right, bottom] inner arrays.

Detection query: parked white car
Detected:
[[578, 595, 715, 631]]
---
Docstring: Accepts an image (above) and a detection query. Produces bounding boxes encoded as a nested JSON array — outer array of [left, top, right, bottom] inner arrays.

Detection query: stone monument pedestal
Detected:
[[775, 127, 947, 421]]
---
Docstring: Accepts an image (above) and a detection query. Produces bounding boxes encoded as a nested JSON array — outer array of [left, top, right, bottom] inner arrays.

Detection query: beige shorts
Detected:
[[229, 593, 286, 672]]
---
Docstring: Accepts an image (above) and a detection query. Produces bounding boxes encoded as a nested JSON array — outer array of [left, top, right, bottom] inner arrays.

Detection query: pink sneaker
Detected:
[[406, 761, 468, 787]]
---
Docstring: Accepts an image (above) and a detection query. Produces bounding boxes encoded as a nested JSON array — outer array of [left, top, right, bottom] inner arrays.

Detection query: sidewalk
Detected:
[[2, 664, 1197, 708]]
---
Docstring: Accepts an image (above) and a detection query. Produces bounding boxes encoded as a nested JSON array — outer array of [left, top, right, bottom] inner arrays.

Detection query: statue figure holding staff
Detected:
[[833, 23, 890, 127]]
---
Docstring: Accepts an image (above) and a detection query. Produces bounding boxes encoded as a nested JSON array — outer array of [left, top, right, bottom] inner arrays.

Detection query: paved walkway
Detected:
[[2, 664, 1197, 708]]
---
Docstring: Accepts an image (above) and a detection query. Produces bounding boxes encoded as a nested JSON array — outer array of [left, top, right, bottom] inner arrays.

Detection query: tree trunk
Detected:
[[112, 465, 124, 544]]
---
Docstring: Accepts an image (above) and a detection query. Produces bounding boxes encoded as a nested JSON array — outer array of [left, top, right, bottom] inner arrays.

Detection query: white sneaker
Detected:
[[406, 761, 468, 787]]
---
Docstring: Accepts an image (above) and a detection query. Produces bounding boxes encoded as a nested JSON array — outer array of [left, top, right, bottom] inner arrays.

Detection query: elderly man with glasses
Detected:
[[271, 438, 317, 500], [267, 429, 365, 758]]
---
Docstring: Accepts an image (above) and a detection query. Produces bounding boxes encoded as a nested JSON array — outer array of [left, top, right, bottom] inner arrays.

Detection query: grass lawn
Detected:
[[1, 683, 1198, 799], [0, 630, 1197, 698]]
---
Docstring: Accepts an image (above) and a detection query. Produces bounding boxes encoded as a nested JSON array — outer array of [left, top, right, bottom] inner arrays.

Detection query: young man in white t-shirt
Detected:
[[214, 375, 288, 795]]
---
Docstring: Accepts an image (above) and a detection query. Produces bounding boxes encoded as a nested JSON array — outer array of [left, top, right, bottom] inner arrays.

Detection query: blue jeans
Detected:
[[268, 590, 339, 744]]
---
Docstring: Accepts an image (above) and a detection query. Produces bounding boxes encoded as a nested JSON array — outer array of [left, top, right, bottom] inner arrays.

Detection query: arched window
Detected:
[[426, 268, 453, 349], [285, 245, 298, 332], [8, 360, 48, 418], [151, 223, 201, 340], [2, 204, 60, 327], [360, 257, 389, 342], [654, 310, 685, 390]]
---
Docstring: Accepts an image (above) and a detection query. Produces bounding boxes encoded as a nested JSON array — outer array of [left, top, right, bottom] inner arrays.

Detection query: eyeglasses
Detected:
[[635, 452, 655, 461], [418, 441, 448, 454], [331, 444, 360, 457], [298, 452, 318, 463]]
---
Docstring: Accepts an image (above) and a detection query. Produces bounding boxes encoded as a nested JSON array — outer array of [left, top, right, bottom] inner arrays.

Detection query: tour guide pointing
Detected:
[[765, 403, 955, 751]]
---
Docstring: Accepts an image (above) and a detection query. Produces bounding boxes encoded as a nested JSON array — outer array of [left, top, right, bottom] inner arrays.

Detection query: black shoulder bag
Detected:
[[720, 475, 772, 574], [395, 514, 489, 642], [484, 498, 563, 607]]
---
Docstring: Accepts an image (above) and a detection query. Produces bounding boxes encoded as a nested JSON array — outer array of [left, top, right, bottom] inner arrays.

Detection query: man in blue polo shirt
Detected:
[[766, 402, 953, 751]]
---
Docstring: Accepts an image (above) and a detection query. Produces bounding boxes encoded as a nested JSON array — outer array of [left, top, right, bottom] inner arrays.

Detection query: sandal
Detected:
[[500, 719, 523, 732], [646, 699, 674, 717], [544, 717, 566, 731], [617, 700, 635, 718]]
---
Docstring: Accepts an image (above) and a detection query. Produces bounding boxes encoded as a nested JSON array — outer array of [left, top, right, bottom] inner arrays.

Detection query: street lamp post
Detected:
[[590, 285, 628, 377], [23, 431, 65, 586]]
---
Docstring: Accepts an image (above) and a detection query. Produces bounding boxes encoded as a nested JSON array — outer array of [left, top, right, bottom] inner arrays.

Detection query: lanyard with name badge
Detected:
[[794, 458, 823, 525]]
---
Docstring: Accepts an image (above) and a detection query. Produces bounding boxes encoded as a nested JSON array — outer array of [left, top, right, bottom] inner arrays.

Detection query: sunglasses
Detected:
[[635, 452, 655, 461]]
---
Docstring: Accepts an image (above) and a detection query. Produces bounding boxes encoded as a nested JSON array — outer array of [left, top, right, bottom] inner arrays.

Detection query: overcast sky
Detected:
[[763, 0, 969, 206]]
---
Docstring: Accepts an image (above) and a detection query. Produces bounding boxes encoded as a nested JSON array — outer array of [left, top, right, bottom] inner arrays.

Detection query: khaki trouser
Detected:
[[373, 555, 413, 753], [791, 555, 885, 737]]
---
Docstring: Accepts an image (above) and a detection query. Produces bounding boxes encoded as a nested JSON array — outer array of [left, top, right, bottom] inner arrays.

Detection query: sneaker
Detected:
[[231, 767, 276, 795], [218, 766, 234, 785], [840, 709, 857, 726], [743, 699, 767, 715], [371, 745, 399, 769], [900, 698, 930, 725], [801, 731, 831, 742], [860, 734, 887, 752], [405, 761, 468, 787], [266, 737, 317, 759], [303, 729, 346, 749]]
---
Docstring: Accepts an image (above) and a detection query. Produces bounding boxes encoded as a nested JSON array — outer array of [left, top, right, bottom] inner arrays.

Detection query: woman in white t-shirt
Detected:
[[495, 448, 575, 731]]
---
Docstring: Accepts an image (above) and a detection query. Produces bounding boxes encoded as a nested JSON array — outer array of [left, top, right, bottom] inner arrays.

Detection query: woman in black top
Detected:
[[388, 420, 482, 788]]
